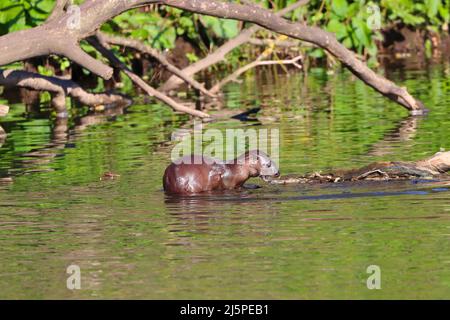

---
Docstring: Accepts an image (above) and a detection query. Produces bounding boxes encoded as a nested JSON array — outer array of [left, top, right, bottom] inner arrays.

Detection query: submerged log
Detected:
[[269, 151, 450, 185]]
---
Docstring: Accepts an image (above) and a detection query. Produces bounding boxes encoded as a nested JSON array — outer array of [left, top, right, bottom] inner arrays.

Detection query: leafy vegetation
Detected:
[[0, 0, 54, 34], [0, 0, 449, 67]]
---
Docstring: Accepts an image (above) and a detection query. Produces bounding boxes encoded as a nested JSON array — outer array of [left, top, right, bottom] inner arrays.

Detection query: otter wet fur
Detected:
[[163, 150, 280, 194]]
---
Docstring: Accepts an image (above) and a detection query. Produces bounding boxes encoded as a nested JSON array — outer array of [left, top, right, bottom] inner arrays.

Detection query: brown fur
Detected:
[[163, 150, 279, 194]]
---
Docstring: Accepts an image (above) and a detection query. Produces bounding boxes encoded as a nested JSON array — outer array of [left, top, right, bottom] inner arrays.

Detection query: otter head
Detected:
[[239, 150, 280, 181]]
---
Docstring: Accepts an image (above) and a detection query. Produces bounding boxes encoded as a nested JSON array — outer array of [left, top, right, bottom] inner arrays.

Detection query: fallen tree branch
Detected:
[[160, 0, 308, 92], [162, 0, 425, 113], [268, 151, 450, 185], [0, 69, 129, 117], [0, 0, 424, 113], [89, 36, 210, 118], [416, 150, 450, 174], [210, 55, 302, 93], [98, 32, 216, 98]]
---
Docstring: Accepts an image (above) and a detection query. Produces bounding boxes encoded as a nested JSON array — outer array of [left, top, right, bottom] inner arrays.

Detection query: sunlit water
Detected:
[[0, 60, 449, 299]]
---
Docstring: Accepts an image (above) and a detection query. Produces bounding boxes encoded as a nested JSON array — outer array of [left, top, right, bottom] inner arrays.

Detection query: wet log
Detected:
[[269, 151, 450, 185]]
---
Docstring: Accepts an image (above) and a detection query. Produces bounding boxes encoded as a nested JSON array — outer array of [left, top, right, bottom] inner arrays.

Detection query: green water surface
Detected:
[[0, 60, 449, 299]]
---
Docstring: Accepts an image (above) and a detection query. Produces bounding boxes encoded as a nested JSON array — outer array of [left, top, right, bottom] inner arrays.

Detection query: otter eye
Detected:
[[267, 163, 271, 167]]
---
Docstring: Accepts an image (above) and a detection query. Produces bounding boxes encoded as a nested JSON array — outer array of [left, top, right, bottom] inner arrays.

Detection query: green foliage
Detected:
[[200, 16, 239, 40], [0, 0, 449, 67], [303, 0, 449, 60], [107, 9, 177, 50], [105, 7, 240, 52], [325, 0, 381, 56], [382, 0, 449, 26], [0, 0, 54, 35]]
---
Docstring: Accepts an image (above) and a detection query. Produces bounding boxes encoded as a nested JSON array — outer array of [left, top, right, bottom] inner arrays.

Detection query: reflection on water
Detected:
[[0, 60, 449, 299]]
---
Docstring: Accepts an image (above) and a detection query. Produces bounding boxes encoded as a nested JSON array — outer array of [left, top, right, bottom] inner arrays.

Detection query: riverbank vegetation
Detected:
[[0, 0, 448, 120], [1, 1, 449, 59]]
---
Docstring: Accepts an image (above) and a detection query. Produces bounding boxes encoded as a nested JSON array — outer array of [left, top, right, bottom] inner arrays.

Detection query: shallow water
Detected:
[[0, 60, 449, 299]]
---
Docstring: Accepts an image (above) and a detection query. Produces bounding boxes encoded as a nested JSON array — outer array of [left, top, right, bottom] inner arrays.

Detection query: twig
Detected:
[[356, 169, 390, 180], [211, 55, 302, 93]]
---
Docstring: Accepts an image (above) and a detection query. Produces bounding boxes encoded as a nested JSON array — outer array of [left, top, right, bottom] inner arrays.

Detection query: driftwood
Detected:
[[268, 151, 450, 185], [0, 0, 425, 117], [0, 69, 129, 116]]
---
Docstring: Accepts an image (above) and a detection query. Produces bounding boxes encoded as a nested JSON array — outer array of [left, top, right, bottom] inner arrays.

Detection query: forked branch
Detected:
[[0, 0, 426, 115]]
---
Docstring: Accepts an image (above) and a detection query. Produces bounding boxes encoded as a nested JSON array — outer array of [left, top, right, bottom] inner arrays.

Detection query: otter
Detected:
[[163, 150, 280, 194]]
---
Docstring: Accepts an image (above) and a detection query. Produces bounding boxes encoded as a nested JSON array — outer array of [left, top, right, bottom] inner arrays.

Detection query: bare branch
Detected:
[[56, 41, 114, 80], [160, 0, 309, 91], [0, 0, 159, 79], [0, 0, 425, 112], [416, 151, 450, 174], [161, 0, 424, 112], [89, 37, 210, 118], [97, 32, 216, 98], [211, 55, 303, 93]]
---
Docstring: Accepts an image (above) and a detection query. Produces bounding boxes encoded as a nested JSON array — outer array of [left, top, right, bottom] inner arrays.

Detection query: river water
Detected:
[[0, 60, 449, 299]]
